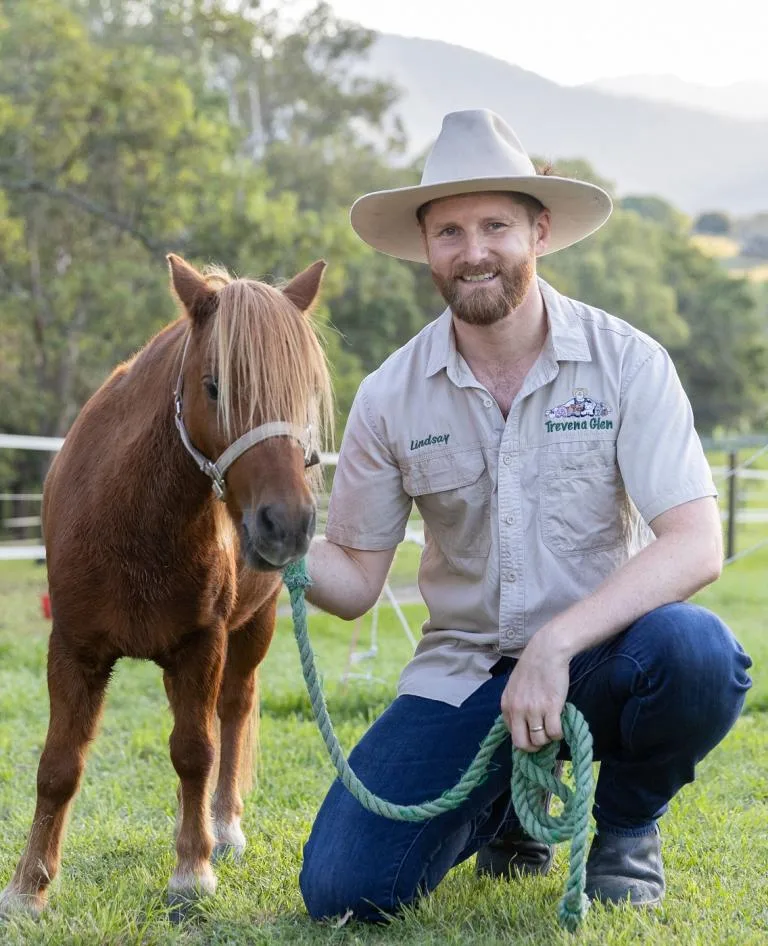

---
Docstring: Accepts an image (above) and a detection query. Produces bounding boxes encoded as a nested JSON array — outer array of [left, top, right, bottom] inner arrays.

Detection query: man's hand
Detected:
[[501, 630, 569, 753]]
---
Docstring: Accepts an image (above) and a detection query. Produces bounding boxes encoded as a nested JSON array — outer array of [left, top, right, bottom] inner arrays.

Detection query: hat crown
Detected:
[[421, 109, 537, 187]]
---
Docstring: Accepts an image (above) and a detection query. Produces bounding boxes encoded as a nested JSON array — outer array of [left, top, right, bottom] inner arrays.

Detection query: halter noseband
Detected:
[[173, 333, 320, 501]]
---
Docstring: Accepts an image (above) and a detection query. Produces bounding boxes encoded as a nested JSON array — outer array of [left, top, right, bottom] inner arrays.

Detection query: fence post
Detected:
[[726, 450, 738, 560]]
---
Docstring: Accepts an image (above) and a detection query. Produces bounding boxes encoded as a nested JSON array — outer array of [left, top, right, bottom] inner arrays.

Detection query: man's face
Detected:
[[421, 192, 550, 326]]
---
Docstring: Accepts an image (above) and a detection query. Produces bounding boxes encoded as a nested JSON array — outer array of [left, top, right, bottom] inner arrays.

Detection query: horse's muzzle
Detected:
[[241, 502, 316, 569]]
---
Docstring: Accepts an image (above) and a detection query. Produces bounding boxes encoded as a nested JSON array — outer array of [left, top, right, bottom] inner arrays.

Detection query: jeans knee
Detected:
[[300, 845, 393, 922], [633, 603, 752, 724], [645, 603, 747, 669], [299, 848, 337, 920]]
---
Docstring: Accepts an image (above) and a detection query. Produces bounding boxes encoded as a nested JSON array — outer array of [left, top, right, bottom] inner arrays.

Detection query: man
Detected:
[[298, 109, 752, 919]]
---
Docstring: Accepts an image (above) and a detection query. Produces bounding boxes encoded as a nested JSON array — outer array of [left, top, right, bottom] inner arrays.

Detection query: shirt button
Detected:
[[506, 571, 516, 582], [502, 454, 513, 465], [483, 397, 493, 407], [504, 514, 514, 525]]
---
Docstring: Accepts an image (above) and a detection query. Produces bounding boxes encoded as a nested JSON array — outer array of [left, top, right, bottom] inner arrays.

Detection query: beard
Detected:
[[430, 249, 536, 327]]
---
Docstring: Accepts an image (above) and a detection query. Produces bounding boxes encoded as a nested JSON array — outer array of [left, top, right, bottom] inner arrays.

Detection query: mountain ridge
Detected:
[[584, 74, 768, 123], [360, 34, 768, 215]]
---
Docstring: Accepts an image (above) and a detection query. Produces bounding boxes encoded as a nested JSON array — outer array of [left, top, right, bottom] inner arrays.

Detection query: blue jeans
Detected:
[[299, 603, 752, 921]]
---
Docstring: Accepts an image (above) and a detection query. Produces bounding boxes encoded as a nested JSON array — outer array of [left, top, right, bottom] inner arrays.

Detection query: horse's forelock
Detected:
[[205, 276, 333, 454]]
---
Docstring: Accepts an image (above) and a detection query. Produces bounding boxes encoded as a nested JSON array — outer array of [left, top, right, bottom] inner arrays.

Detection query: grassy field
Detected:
[[0, 541, 766, 946], [689, 234, 742, 260], [688, 233, 768, 283]]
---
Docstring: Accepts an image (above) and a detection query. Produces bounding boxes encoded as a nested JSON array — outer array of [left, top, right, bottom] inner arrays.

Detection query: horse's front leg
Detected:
[[163, 626, 226, 914], [212, 595, 277, 861], [0, 630, 113, 917]]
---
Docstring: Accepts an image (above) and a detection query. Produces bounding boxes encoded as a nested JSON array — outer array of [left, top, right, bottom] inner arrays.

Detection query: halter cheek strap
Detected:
[[173, 333, 318, 501]]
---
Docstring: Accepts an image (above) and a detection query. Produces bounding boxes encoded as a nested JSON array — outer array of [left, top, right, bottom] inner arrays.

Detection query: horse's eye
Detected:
[[204, 378, 219, 401]]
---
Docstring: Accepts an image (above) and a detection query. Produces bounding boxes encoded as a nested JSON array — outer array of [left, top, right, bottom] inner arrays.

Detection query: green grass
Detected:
[[0, 555, 766, 945]]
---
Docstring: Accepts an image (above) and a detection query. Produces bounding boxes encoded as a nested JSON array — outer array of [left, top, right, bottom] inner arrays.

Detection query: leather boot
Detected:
[[585, 826, 665, 907], [475, 824, 554, 878], [475, 761, 563, 879]]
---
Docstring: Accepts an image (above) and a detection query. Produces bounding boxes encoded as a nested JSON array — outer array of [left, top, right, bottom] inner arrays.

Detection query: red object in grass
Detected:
[[41, 593, 51, 619]]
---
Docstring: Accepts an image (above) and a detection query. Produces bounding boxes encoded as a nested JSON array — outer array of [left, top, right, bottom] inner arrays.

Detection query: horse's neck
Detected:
[[115, 324, 216, 537]]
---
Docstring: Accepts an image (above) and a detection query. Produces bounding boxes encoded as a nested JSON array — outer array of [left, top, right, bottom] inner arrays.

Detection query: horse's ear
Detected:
[[167, 254, 216, 322], [282, 259, 326, 314]]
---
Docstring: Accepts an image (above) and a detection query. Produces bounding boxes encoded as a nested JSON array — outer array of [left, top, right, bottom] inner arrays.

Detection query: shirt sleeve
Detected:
[[617, 346, 717, 524], [324, 379, 412, 550]]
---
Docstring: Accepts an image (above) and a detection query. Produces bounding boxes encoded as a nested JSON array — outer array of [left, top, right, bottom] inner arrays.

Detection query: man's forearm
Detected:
[[304, 537, 396, 621]]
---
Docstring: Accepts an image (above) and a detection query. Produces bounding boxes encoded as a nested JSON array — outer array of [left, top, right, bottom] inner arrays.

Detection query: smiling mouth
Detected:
[[458, 272, 499, 284]]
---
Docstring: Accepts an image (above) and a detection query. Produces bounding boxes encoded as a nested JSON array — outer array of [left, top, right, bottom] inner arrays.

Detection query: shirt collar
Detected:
[[424, 277, 591, 380], [539, 278, 592, 363], [425, 308, 455, 378]]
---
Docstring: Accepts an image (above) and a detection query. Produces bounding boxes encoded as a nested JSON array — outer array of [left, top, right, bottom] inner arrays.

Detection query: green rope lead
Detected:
[[283, 560, 593, 931]]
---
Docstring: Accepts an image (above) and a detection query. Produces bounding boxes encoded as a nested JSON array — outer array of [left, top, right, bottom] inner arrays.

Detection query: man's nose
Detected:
[[461, 233, 489, 265]]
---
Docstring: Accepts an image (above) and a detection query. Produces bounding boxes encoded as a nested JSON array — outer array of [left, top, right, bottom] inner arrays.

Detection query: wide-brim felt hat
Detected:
[[350, 109, 613, 263]]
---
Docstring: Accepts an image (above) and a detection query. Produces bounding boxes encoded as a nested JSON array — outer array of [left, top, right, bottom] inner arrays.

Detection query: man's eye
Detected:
[[204, 378, 219, 401], [439, 227, 457, 237]]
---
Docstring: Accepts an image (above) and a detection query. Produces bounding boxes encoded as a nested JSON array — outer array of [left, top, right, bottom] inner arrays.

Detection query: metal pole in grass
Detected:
[[727, 450, 738, 560], [283, 559, 594, 932]]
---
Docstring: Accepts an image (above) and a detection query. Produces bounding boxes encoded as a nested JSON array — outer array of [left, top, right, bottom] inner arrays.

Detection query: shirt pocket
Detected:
[[402, 450, 491, 558], [538, 443, 626, 555]]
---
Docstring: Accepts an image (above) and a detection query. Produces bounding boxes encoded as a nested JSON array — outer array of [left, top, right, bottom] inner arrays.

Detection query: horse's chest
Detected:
[[229, 568, 280, 630]]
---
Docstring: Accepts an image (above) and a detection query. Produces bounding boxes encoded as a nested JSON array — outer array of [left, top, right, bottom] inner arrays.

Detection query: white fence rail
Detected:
[[0, 434, 65, 451], [0, 433, 344, 561], [3, 432, 768, 564]]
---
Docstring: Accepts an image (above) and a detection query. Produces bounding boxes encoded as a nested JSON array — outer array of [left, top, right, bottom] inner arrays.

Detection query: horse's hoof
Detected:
[[167, 863, 217, 923], [167, 891, 195, 925], [0, 885, 46, 919], [211, 840, 246, 863], [212, 820, 246, 863]]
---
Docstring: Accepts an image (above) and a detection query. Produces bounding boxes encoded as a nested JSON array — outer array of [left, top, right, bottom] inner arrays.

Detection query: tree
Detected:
[[693, 211, 731, 235], [621, 195, 688, 232], [0, 0, 376, 485], [663, 240, 768, 433], [539, 160, 767, 434]]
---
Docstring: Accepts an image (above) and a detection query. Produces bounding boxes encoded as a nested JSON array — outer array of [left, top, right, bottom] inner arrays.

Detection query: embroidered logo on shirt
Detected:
[[544, 388, 613, 432], [410, 432, 450, 451]]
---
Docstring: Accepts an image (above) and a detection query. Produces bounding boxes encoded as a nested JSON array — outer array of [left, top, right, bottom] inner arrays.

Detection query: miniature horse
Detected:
[[0, 254, 332, 916]]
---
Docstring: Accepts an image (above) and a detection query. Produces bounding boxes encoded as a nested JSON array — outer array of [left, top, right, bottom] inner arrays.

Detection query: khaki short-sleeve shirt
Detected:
[[325, 279, 717, 706]]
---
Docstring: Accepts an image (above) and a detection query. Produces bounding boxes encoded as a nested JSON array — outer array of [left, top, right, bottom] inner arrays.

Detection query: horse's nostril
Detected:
[[257, 504, 278, 539], [249, 503, 316, 563]]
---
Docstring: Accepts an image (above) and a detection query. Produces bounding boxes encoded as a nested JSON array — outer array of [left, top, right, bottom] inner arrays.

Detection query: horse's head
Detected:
[[168, 254, 333, 570]]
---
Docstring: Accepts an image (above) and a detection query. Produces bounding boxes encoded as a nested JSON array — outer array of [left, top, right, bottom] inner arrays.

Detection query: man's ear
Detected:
[[167, 254, 217, 324], [533, 209, 552, 257], [282, 260, 326, 314]]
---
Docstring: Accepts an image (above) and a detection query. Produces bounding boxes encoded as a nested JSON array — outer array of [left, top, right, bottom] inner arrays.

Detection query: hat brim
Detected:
[[350, 176, 612, 263]]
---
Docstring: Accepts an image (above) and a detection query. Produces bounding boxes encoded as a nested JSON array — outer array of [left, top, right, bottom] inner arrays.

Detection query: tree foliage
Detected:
[[694, 211, 732, 235], [0, 0, 765, 496]]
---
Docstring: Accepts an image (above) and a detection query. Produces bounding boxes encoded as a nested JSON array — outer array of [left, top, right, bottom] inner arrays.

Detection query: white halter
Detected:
[[173, 333, 318, 501]]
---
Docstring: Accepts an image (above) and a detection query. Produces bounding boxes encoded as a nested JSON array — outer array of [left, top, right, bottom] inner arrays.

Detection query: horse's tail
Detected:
[[209, 668, 260, 797], [238, 669, 260, 795]]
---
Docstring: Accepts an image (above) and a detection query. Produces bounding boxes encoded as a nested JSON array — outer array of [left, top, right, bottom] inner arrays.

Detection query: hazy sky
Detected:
[[314, 0, 768, 87]]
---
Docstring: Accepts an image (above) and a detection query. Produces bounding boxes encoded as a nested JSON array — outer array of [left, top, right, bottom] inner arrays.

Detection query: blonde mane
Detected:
[[202, 266, 333, 459]]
